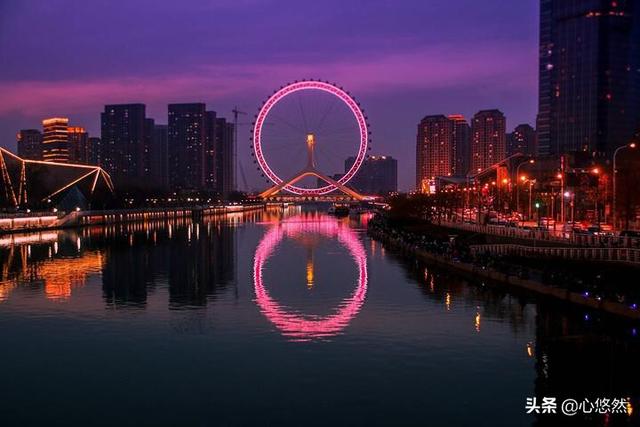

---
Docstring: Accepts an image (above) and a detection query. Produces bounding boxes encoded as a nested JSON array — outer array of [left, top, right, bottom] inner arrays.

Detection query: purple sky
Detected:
[[0, 0, 539, 191]]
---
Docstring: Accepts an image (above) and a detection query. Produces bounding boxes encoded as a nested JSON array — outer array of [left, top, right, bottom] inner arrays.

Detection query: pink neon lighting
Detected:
[[253, 215, 368, 340], [253, 80, 369, 195]]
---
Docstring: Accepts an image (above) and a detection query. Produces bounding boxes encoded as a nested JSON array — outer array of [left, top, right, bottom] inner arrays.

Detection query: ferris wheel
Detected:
[[251, 80, 371, 199]]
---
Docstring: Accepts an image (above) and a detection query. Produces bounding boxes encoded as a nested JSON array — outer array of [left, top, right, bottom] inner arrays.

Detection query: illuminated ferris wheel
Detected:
[[251, 80, 371, 199]]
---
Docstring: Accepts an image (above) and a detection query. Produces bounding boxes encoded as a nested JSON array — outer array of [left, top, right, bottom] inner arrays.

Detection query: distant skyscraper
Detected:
[[100, 104, 147, 183], [449, 114, 471, 177], [538, 0, 640, 155], [168, 103, 207, 191], [16, 129, 42, 160], [67, 126, 88, 163], [507, 124, 537, 156], [346, 155, 397, 195], [41, 117, 69, 163], [471, 109, 506, 173], [416, 115, 454, 192], [215, 117, 235, 197]]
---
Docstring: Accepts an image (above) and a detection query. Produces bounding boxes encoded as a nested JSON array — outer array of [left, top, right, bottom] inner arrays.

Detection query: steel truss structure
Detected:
[[0, 147, 114, 209]]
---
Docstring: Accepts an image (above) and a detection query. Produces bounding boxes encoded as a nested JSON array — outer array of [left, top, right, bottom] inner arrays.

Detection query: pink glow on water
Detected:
[[253, 215, 368, 341]]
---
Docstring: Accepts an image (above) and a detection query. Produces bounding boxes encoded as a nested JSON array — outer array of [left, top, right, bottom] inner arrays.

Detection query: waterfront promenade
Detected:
[[438, 220, 640, 249], [368, 215, 640, 320], [0, 204, 265, 234]]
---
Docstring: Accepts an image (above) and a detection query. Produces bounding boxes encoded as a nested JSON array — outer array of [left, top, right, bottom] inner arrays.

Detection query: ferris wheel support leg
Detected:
[[259, 169, 365, 201]]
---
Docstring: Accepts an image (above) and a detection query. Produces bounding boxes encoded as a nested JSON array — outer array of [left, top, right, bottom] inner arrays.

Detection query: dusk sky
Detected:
[[0, 0, 539, 191]]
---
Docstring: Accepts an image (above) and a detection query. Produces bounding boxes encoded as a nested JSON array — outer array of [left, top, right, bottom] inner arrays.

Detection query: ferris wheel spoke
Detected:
[[267, 112, 307, 134], [314, 96, 339, 134], [296, 91, 310, 133], [315, 126, 359, 138]]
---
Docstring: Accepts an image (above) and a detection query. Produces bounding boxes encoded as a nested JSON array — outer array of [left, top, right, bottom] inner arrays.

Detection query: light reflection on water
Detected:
[[0, 205, 638, 427]]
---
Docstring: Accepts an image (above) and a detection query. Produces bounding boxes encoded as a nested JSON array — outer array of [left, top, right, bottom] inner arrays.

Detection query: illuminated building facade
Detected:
[[215, 117, 235, 197], [17, 129, 42, 160], [151, 124, 169, 190], [42, 117, 69, 163], [538, 0, 640, 155], [416, 115, 454, 192], [205, 111, 217, 191], [68, 126, 88, 164], [168, 103, 225, 192], [449, 114, 471, 177], [507, 123, 537, 156], [345, 155, 397, 195], [470, 109, 506, 173], [86, 137, 101, 165], [100, 104, 148, 184]]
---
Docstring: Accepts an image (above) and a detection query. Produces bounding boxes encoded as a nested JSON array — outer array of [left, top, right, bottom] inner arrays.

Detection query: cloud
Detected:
[[0, 42, 535, 117]]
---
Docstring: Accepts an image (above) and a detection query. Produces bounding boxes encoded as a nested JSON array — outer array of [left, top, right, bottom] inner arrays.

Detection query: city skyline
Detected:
[[0, 0, 539, 191]]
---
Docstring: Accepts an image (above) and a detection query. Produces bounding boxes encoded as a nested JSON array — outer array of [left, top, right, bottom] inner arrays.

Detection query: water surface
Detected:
[[0, 207, 638, 426]]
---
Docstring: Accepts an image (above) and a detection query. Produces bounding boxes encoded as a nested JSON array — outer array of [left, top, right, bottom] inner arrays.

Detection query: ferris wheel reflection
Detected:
[[253, 214, 368, 341]]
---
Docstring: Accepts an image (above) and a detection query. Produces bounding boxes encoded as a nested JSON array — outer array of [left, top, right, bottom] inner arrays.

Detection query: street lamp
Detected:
[[515, 159, 535, 218], [612, 142, 637, 230]]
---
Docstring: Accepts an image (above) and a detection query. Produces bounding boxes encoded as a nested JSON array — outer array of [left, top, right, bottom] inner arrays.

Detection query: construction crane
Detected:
[[232, 107, 247, 192]]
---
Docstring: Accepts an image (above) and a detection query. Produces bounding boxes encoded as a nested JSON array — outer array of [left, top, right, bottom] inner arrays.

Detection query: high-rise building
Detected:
[[215, 117, 235, 197], [100, 104, 147, 183], [41, 117, 69, 163], [204, 111, 217, 191], [346, 155, 397, 195], [416, 115, 454, 192], [538, 0, 640, 155], [168, 103, 207, 191], [16, 129, 42, 160], [470, 109, 506, 173], [507, 124, 537, 156], [449, 114, 471, 177], [86, 137, 101, 165], [67, 126, 88, 164], [151, 124, 168, 190]]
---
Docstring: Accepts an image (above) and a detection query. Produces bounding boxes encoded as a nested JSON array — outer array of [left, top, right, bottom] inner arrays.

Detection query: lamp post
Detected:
[[612, 142, 637, 230], [528, 179, 536, 222], [515, 159, 535, 218], [564, 191, 574, 233], [556, 172, 564, 226], [592, 167, 600, 227]]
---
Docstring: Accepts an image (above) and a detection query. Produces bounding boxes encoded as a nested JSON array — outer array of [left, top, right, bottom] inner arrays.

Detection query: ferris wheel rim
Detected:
[[252, 80, 369, 195]]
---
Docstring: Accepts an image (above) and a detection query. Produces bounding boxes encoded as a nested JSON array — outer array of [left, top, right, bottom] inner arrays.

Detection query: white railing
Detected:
[[470, 243, 640, 264], [439, 220, 640, 248]]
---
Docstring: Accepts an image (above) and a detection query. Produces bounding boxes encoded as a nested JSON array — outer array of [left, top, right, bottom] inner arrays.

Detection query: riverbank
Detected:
[[367, 217, 640, 320], [0, 204, 265, 235]]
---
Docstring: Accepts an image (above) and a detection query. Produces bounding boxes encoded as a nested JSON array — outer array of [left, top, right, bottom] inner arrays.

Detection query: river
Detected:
[[0, 206, 637, 426]]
